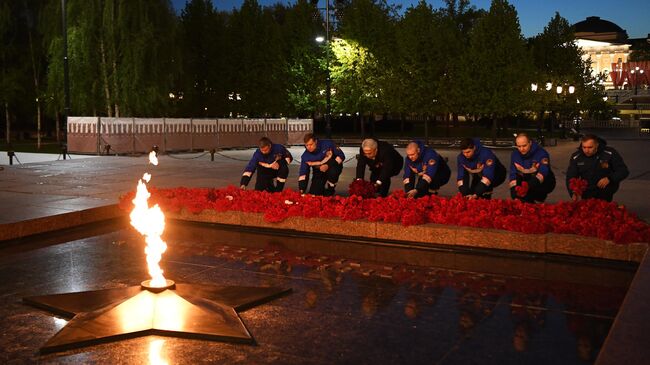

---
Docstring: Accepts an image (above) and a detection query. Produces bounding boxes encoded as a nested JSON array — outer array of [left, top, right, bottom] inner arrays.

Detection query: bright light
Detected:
[[315, 36, 325, 43], [130, 153, 168, 288], [531, 83, 538, 92], [568, 85, 575, 94], [168, 93, 175, 99], [603, 96, 608, 101], [545, 82, 552, 91], [556, 85, 563, 94]]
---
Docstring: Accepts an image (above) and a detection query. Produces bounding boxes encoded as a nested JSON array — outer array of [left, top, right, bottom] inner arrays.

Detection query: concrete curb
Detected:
[[169, 209, 648, 263]]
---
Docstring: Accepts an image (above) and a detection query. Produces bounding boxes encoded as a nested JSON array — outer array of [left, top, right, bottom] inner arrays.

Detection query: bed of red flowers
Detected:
[[119, 185, 650, 245]]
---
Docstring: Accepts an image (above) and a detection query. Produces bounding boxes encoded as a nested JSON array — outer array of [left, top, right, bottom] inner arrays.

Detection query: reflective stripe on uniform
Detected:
[[481, 177, 491, 186], [243, 171, 253, 177]]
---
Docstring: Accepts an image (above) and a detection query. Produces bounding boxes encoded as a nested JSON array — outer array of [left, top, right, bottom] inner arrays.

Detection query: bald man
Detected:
[[403, 141, 450, 198], [355, 138, 403, 197], [509, 133, 556, 203]]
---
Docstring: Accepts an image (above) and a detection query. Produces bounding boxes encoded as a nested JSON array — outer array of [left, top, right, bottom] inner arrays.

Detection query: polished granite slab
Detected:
[[0, 221, 634, 364]]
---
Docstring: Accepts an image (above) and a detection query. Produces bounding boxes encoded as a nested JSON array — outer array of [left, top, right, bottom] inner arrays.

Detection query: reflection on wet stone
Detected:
[[0, 221, 635, 364]]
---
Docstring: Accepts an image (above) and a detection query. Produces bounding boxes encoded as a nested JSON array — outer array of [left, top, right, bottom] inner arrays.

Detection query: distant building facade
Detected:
[[573, 16, 648, 90]]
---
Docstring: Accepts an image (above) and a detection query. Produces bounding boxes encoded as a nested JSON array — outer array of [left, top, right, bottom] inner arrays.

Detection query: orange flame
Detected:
[[130, 152, 167, 287]]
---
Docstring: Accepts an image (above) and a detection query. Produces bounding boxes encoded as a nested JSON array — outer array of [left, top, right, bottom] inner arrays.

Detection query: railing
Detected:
[[66, 117, 313, 154]]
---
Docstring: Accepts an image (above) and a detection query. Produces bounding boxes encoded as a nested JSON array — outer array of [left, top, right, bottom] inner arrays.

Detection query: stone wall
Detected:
[[168, 209, 648, 263]]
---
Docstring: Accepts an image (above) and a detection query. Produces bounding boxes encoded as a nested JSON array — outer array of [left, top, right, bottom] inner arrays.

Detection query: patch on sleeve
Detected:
[[428, 159, 436, 166], [541, 158, 549, 165], [485, 159, 493, 166], [600, 161, 609, 169]]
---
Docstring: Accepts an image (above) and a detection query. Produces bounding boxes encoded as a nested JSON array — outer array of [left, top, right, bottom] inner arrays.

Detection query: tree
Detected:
[[0, 1, 29, 144], [334, 0, 397, 134], [463, 0, 533, 141], [179, 0, 228, 117], [530, 12, 613, 128], [226, 0, 285, 117], [281, 0, 322, 117]]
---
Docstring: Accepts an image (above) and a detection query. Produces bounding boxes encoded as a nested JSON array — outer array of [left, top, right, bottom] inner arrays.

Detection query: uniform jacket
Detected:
[[403, 141, 443, 183], [356, 140, 403, 183], [457, 138, 501, 184], [566, 138, 629, 196], [299, 139, 345, 177], [509, 142, 552, 182], [243, 144, 292, 175]]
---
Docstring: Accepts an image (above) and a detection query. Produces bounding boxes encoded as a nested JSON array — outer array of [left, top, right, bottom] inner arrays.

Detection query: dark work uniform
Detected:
[[509, 142, 556, 203], [566, 139, 629, 202], [456, 138, 506, 199], [298, 139, 345, 196], [403, 141, 450, 198], [240, 144, 293, 192], [356, 140, 404, 197]]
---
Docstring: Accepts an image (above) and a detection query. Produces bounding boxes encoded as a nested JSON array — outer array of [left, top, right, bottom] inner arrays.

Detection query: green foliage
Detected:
[[1, 0, 626, 136], [463, 0, 533, 118]]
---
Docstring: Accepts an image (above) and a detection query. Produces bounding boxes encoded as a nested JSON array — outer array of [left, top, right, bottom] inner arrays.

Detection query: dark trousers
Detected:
[[513, 171, 556, 203], [368, 158, 404, 197], [255, 163, 289, 192], [582, 183, 619, 202], [309, 160, 343, 196], [463, 161, 506, 199], [410, 162, 451, 198]]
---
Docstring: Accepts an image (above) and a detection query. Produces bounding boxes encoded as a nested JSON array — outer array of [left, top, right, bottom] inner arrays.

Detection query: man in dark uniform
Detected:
[[457, 138, 506, 199], [298, 133, 345, 196], [403, 141, 450, 198], [355, 138, 403, 197], [509, 133, 556, 203], [240, 137, 293, 192], [566, 134, 629, 202]]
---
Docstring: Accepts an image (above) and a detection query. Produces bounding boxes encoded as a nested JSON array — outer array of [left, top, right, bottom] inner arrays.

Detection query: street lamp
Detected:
[[630, 66, 645, 95], [556, 84, 575, 139], [61, 0, 71, 159]]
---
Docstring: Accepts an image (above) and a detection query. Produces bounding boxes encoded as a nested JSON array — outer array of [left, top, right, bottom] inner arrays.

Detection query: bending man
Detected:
[[355, 138, 404, 197], [240, 137, 293, 192], [457, 138, 506, 199], [298, 133, 345, 196], [566, 134, 628, 202], [509, 133, 556, 203], [403, 141, 450, 198]]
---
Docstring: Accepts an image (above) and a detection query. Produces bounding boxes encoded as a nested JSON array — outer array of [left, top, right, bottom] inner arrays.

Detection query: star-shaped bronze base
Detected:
[[23, 283, 291, 354]]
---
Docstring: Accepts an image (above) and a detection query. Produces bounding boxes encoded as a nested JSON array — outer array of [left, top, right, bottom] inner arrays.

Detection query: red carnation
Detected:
[[515, 181, 529, 198], [348, 179, 376, 199], [569, 177, 588, 197]]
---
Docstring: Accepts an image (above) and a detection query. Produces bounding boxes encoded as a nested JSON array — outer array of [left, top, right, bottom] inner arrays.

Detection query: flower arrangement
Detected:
[[119, 186, 650, 244], [569, 177, 589, 197], [515, 181, 529, 198], [348, 179, 377, 199]]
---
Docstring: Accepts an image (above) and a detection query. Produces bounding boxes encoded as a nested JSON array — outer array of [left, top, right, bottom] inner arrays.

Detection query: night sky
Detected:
[[170, 0, 650, 39]]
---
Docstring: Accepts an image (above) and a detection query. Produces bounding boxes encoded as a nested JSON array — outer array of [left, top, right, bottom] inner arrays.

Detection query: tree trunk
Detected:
[[112, 60, 120, 117], [452, 112, 459, 128], [99, 37, 113, 117], [37, 102, 42, 149], [445, 113, 450, 137], [491, 115, 497, 145], [25, 3, 41, 149], [359, 114, 365, 137], [55, 112, 61, 143], [424, 115, 429, 145], [5, 102, 10, 144]]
